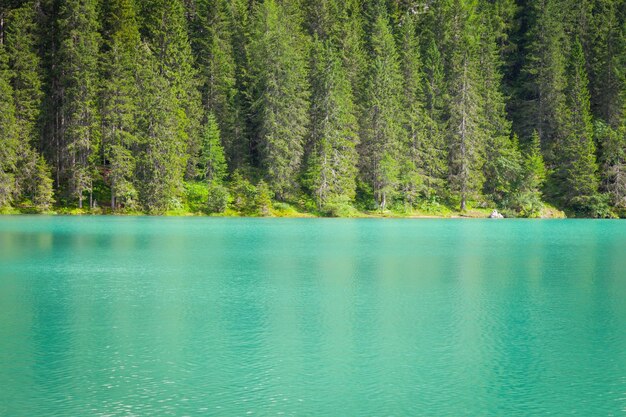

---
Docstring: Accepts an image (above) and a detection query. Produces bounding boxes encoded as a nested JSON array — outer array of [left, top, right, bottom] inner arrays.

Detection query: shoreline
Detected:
[[0, 207, 571, 219]]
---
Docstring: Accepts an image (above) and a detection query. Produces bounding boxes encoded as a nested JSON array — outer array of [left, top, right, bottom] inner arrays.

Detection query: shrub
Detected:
[[207, 181, 230, 214], [254, 180, 272, 216]]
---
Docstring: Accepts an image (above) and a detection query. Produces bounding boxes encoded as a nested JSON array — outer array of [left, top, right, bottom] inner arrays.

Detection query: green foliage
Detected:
[[551, 39, 600, 214], [200, 113, 227, 183], [229, 171, 257, 214], [0, 0, 625, 217], [254, 180, 272, 216], [0, 43, 19, 207], [513, 131, 546, 217], [100, 0, 141, 210], [190, 0, 245, 169], [135, 50, 187, 214], [443, 0, 486, 211], [305, 38, 359, 208], [56, 0, 101, 207], [397, 12, 428, 206], [139, 0, 202, 179], [249, 0, 310, 199], [31, 155, 55, 211], [359, 3, 402, 210], [596, 121, 626, 209], [206, 181, 229, 214], [5, 2, 43, 146]]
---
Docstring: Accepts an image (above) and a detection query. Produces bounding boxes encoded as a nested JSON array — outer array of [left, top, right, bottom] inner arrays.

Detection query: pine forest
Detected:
[[1, 0, 625, 218]]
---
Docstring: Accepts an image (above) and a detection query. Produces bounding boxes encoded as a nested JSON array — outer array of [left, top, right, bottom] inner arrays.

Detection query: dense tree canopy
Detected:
[[0, 0, 625, 217]]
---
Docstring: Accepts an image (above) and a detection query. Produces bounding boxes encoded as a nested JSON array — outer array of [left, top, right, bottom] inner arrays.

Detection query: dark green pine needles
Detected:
[[0, 0, 625, 217]]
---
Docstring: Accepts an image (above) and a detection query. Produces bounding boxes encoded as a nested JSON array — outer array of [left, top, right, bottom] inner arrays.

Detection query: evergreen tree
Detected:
[[191, 0, 243, 169], [516, 130, 546, 216], [337, 0, 367, 101], [5, 2, 42, 149], [358, 2, 403, 210], [31, 155, 55, 211], [444, 0, 486, 211], [226, 0, 255, 169], [254, 179, 272, 216], [5, 2, 54, 210], [200, 113, 227, 183], [421, 31, 448, 197], [553, 38, 599, 213], [516, 0, 568, 160], [596, 121, 626, 209], [249, 0, 310, 199], [139, 0, 202, 179], [305, 38, 359, 208], [134, 47, 186, 213], [588, 0, 626, 126], [56, 0, 101, 208], [397, 12, 427, 206], [477, 4, 522, 207], [100, 0, 141, 209], [0, 42, 19, 207]]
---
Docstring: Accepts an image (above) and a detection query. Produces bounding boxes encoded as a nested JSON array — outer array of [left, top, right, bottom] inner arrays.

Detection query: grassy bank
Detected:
[[1, 199, 568, 219]]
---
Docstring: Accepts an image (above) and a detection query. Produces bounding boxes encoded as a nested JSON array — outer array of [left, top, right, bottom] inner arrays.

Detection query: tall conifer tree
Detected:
[[358, 2, 402, 209], [5, 2, 54, 209], [305, 38, 359, 208], [191, 0, 243, 169], [553, 39, 599, 212], [249, 0, 310, 198], [444, 0, 486, 211], [100, 0, 141, 209], [56, 0, 101, 208], [0, 42, 19, 207]]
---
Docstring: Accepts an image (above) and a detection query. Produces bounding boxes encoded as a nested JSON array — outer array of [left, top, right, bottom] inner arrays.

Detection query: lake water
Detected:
[[0, 217, 625, 416]]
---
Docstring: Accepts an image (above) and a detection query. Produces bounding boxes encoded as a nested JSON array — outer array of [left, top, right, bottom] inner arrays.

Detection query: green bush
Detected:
[[254, 180, 272, 216], [229, 172, 257, 214], [207, 182, 229, 214], [185, 182, 209, 213]]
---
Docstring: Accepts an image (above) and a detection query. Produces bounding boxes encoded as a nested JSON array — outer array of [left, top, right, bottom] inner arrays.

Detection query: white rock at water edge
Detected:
[[489, 209, 504, 219]]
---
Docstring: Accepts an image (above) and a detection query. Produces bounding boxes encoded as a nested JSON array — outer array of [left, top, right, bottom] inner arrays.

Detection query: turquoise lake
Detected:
[[0, 217, 625, 416]]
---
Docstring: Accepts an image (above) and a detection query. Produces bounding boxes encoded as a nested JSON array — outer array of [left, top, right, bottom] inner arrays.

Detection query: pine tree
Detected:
[[553, 38, 599, 213], [444, 0, 486, 211], [227, 0, 255, 169], [249, 0, 310, 199], [397, 12, 427, 206], [5, 1, 54, 210], [337, 0, 367, 102], [596, 121, 626, 209], [305, 38, 359, 208], [200, 113, 227, 183], [191, 0, 243, 169], [100, 0, 141, 209], [139, 0, 202, 179], [134, 47, 186, 213], [56, 0, 101, 208], [32, 155, 55, 211], [358, 2, 402, 210], [254, 179, 272, 216], [421, 31, 448, 198], [477, 4, 522, 207], [516, 130, 546, 216], [588, 0, 626, 127], [5, 2, 42, 148], [0, 42, 19, 207], [517, 0, 569, 160]]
